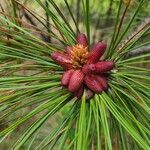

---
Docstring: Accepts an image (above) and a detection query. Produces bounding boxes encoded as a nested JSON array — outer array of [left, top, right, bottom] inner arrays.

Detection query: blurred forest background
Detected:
[[1, 0, 149, 43]]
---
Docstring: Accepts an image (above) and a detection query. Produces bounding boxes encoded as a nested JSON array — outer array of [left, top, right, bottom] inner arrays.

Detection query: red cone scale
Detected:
[[66, 46, 72, 55], [94, 75, 108, 90], [51, 52, 72, 69], [68, 70, 84, 92], [82, 61, 114, 74], [61, 69, 74, 86], [76, 33, 88, 47], [84, 75, 103, 93], [87, 42, 107, 64], [74, 85, 83, 99], [51, 33, 114, 99]]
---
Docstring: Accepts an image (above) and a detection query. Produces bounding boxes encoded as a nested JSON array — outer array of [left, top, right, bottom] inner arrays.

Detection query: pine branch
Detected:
[[45, 0, 51, 43], [22, 8, 37, 26], [22, 7, 51, 43], [118, 18, 150, 53], [100, 0, 113, 39], [76, 0, 81, 33], [125, 46, 150, 58]]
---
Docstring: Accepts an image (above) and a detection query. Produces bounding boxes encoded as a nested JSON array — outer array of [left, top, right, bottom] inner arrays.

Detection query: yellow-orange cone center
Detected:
[[71, 44, 89, 69]]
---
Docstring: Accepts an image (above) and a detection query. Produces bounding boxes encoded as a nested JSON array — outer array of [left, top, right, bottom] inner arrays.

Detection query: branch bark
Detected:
[[125, 46, 150, 58]]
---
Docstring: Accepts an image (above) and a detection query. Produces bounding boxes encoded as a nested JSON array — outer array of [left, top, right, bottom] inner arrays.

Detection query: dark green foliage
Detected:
[[0, 0, 149, 149]]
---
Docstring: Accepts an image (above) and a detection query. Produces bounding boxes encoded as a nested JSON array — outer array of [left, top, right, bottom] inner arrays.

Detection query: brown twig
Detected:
[[21, 8, 37, 26], [125, 46, 150, 58], [100, 0, 113, 39], [76, 0, 81, 34], [21, 7, 52, 43], [118, 18, 150, 53], [45, 0, 51, 43]]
